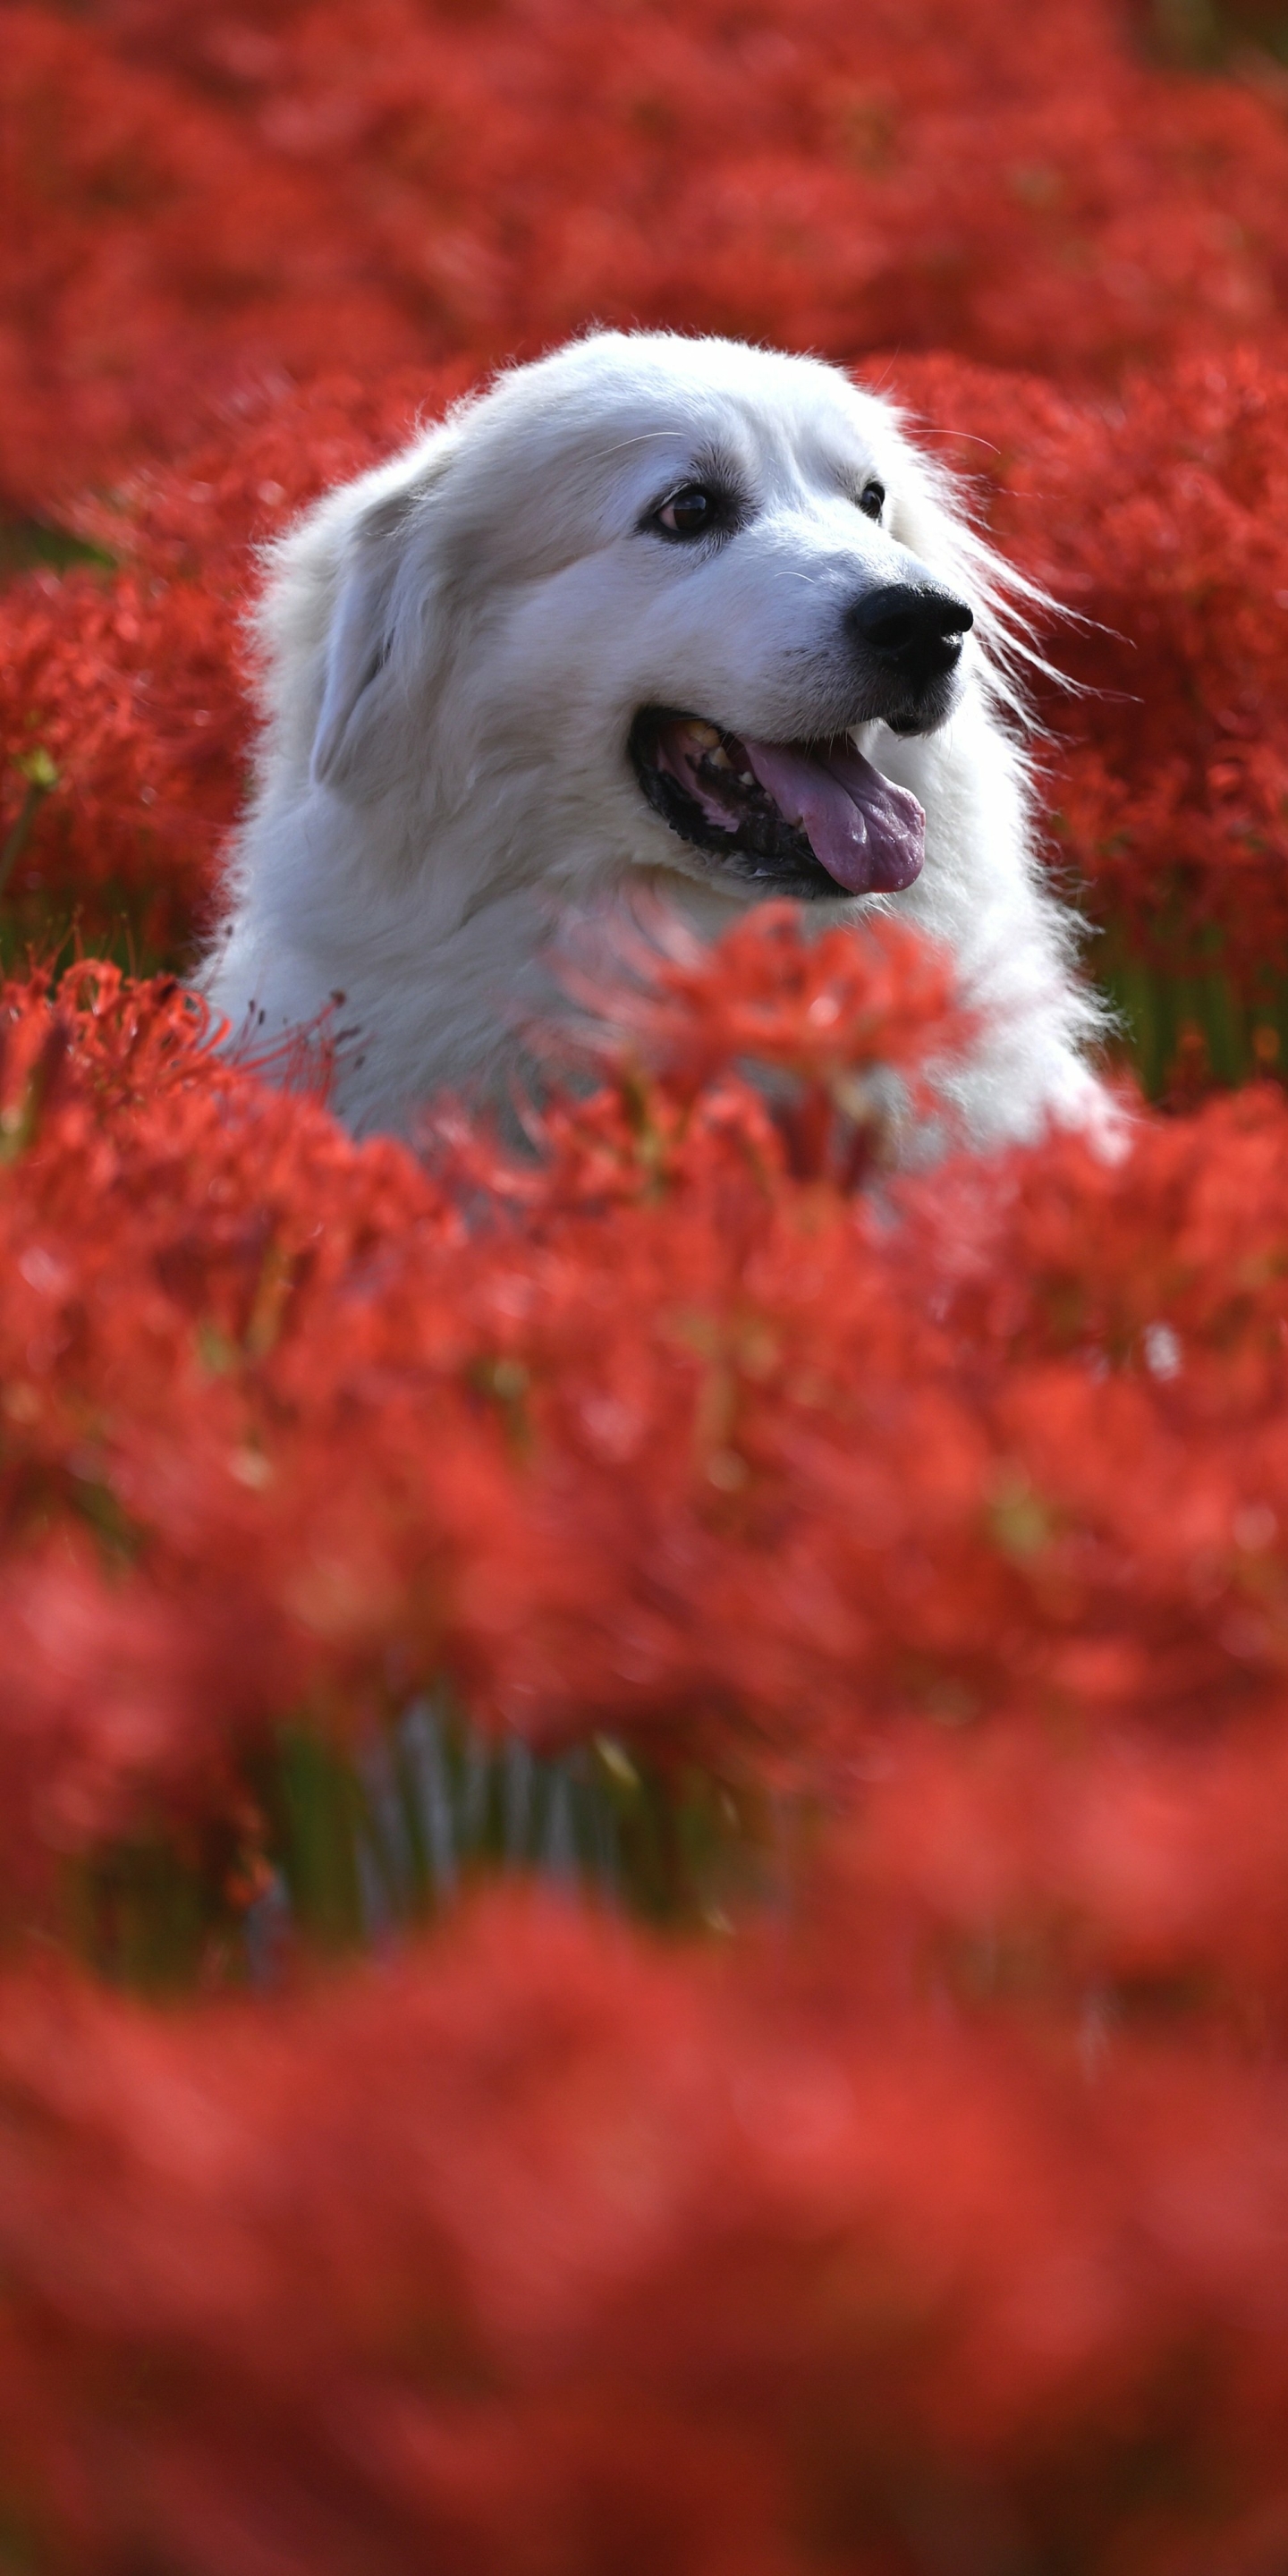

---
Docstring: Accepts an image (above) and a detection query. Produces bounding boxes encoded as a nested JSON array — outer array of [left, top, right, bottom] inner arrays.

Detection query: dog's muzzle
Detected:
[[630, 709, 926, 899]]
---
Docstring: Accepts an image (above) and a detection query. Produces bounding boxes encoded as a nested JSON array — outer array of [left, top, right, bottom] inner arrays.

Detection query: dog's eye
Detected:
[[858, 481, 886, 521], [654, 485, 719, 539]]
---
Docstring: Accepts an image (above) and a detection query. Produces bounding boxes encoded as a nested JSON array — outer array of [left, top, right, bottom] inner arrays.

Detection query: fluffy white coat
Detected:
[[207, 331, 1107, 1145]]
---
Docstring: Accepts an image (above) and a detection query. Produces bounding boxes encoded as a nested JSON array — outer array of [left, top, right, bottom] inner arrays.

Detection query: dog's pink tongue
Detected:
[[744, 738, 925, 894]]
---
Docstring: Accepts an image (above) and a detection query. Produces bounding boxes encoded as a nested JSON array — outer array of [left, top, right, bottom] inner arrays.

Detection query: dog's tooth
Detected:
[[738, 769, 754, 785], [685, 720, 721, 748], [706, 744, 734, 769]]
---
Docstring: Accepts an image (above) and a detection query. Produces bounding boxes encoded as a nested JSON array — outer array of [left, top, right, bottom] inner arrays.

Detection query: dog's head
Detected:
[[281, 333, 990, 915]]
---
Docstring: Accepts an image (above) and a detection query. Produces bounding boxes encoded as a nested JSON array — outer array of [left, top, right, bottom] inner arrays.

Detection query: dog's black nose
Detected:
[[850, 583, 974, 682]]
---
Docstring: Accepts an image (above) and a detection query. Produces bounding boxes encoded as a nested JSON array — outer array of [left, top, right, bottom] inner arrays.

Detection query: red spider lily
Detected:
[[549, 900, 970, 1099], [0, 803, 1287, 2574], [0, 367, 470, 956], [6, 3, 1288, 2545], [889, 346, 1288, 1000], [1, 920, 1288, 1896], [2, 1891, 1288, 2574], [0, 569, 248, 958], [5, 0, 1288, 514]]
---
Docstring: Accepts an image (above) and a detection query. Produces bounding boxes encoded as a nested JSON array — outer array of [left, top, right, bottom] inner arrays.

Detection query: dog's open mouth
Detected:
[[630, 708, 925, 899]]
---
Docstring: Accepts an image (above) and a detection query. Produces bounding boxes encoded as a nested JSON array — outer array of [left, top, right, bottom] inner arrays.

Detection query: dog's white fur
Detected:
[[207, 330, 1107, 1146]]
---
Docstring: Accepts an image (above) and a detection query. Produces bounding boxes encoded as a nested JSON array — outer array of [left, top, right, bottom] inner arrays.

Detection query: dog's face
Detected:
[[306, 335, 979, 912]]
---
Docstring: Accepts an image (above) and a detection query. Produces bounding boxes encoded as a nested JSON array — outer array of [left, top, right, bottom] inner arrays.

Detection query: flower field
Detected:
[[6, 1, 1288, 2565]]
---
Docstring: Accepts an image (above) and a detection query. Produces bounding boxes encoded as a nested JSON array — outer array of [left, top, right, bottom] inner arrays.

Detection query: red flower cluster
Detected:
[[4, 1868, 1288, 2576], [5, 0, 1288, 2555], [891, 346, 1288, 1018], [0, 364, 478, 956], [0, 911, 1285, 1875], [0, 917, 960, 1889], [4, 880, 1288, 2560], [5, 0, 1288, 517]]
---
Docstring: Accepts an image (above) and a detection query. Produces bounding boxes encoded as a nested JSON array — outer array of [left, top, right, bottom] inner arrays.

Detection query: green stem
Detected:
[[0, 751, 57, 900]]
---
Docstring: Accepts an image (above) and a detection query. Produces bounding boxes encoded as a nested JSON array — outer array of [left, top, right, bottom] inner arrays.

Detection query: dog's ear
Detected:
[[309, 447, 455, 800]]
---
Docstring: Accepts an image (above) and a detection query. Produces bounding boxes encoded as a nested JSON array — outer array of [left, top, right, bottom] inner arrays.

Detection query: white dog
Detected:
[[207, 330, 1106, 1146]]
